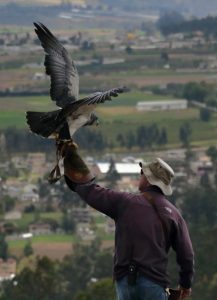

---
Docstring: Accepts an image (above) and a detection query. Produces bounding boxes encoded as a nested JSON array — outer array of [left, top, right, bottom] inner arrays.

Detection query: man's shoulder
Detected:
[[160, 198, 182, 222]]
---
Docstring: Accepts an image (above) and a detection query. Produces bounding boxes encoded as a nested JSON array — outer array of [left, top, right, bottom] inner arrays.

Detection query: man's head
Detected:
[[139, 158, 174, 195]]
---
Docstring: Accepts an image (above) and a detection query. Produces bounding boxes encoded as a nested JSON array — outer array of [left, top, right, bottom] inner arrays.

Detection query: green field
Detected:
[[8, 233, 74, 249], [13, 212, 62, 231], [0, 92, 172, 127], [0, 93, 216, 147]]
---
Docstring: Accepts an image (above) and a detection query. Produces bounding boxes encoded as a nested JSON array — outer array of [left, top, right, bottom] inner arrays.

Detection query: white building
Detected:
[[136, 99, 188, 111], [29, 223, 52, 235], [76, 223, 95, 241], [0, 258, 16, 282], [96, 162, 140, 175], [4, 211, 22, 221]]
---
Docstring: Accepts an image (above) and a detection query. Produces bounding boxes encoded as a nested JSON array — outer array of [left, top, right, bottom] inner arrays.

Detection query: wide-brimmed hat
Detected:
[[139, 158, 174, 196]]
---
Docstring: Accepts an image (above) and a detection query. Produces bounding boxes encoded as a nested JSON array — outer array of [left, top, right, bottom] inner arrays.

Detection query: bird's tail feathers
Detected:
[[26, 110, 60, 138]]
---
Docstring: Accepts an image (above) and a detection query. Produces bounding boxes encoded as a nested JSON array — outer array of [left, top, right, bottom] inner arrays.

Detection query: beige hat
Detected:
[[139, 158, 174, 196]]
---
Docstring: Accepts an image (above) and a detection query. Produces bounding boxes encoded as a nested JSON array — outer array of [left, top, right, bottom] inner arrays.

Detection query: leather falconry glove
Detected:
[[62, 142, 94, 185]]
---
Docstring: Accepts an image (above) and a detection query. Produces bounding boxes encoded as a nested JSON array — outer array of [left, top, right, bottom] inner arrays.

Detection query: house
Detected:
[[33, 72, 46, 80], [29, 223, 52, 235], [0, 223, 5, 233], [76, 222, 95, 241], [105, 219, 115, 234], [103, 58, 125, 65], [4, 211, 22, 221], [71, 207, 91, 223], [93, 162, 140, 177], [21, 184, 39, 202], [0, 258, 16, 282], [27, 153, 47, 176], [136, 99, 187, 111], [11, 155, 28, 169], [192, 156, 213, 175], [4, 179, 25, 198]]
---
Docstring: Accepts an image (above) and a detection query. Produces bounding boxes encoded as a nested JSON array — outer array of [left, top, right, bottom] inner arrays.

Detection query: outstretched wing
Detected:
[[74, 87, 127, 106], [34, 22, 79, 108], [60, 87, 128, 118]]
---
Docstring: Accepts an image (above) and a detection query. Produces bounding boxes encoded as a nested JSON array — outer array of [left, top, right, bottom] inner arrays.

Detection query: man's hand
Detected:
[[63, 141, 94, 184], [179, 286, 192, 299]]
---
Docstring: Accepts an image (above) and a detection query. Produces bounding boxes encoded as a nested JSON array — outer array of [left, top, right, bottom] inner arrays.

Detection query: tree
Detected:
[[136, 125, 148, 149], [200, 108, 211, 122], [183, 81, 209, 102], [179, 123, 192, 147], [81, 40, 95, 51], [0, 195, 16, 214], [0, 234, 8, 260], [74, 278, 115, 300], [125, 131, 135, 150], [146, 124, 160, 148], [0, 257, 63, 300], [157, 128, 168, 146], [23, 241, 33, 257], [200, 172, 211, 188], [184, 147, 195, 178], [208, 273, 217, 299], [105, 158, 120, 188], [62, 212, 76, 233], [38, 179, 50, 199], [181, 186, 217, 226], [161, 51, 169, 63], [157, 11, 185, 35], [60, 243, 95, 297], [125, 45, 133, 54], [116, 133, 125, 147], [24, 204, 36, 213], [206, 94, 217, 108], [94, 250, 113, 279], [206, 146, 217, 171], [3, 222, 17, 235]]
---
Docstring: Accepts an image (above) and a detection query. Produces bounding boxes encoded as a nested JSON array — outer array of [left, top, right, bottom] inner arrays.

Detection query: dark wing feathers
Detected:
[[74, 87, 127, 106], [34, 22, 79, 108], [60, 87, 127, 119]]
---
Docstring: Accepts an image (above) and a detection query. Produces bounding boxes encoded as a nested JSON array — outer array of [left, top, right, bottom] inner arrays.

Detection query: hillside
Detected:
[[1, 0, 217, 17], [0, 0, 217, 16]]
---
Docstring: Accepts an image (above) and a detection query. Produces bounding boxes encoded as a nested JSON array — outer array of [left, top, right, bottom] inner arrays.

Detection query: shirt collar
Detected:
[[141, 185, 164, 195]]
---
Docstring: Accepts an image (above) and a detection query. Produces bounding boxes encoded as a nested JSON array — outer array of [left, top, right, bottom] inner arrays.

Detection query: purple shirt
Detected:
[[65, 177, 194, 288]]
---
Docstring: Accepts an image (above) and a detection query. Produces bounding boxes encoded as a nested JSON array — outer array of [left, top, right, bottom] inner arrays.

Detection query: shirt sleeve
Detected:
[[171, 216, 194, 289], [65, 175, 128, 219]]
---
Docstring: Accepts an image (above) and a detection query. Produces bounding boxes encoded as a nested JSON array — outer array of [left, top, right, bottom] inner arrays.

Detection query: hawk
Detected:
[[26, 22, 127, 142], [26, 22, 127, 183]]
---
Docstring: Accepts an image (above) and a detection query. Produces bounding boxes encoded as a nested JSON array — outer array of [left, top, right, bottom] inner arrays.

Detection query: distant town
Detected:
[[0, 3, 216, 299]]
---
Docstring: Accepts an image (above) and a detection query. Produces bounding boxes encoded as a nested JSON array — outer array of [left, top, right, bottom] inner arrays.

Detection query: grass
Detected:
[[0, 95, 57, 128], [101, 91, 173, 107], [0, 92, 170, 129], [10, 212, 63, 231], [0, 111, 25, 128], [104, 68, 217, 78], [94, 215, 106, 224], [8, 233, 74, 249], [0, 94, 216, 147], [96, 107, 217, 145]]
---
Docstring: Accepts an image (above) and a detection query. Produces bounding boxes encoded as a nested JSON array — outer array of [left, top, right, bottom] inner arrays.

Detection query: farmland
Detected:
[[0, 91, 216, 148], [0, 20, 217, 258]]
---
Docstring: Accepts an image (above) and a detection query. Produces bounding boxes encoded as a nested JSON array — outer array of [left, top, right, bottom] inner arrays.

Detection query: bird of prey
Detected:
[[26, 22, 127, 142]]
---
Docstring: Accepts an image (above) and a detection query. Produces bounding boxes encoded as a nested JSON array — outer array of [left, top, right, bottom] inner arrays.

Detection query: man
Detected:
[[62, 143, 194, 300]]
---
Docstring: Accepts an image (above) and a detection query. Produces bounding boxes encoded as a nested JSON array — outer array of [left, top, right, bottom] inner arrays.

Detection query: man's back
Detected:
[[65, 177, 194, 290]]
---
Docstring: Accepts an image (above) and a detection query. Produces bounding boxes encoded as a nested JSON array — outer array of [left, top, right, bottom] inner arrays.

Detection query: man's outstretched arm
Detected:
[[63, 143, 127, 219]]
